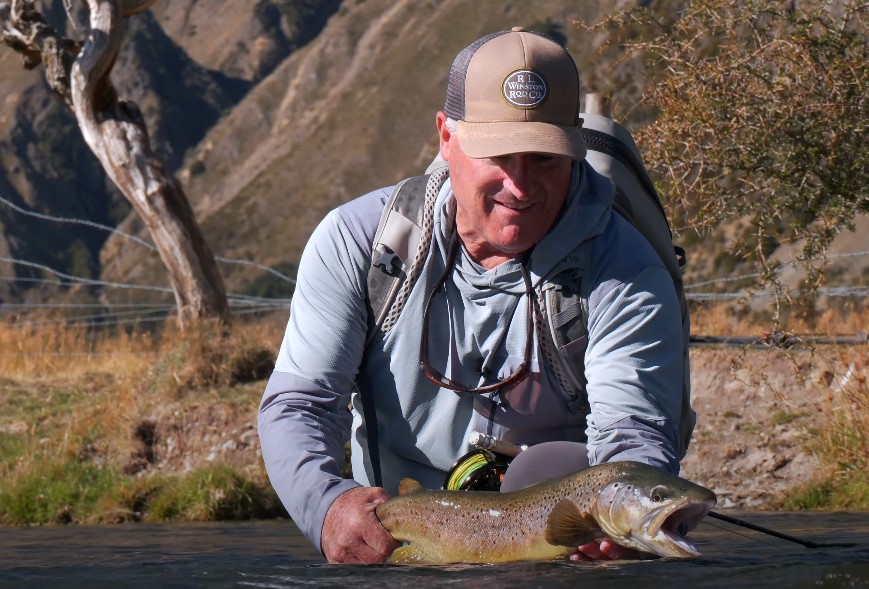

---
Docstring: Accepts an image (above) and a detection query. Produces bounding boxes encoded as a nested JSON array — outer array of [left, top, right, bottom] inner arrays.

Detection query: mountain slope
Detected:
[[100, 0, 621, 298], [0, 0, 341, 304], [2, 0, 864, 312]]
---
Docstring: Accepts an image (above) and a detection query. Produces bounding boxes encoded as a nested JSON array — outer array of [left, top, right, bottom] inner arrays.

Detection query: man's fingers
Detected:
[[347, 543, 388, 565], [330, 541, 385, 565], [571, 539, 647, 561], [360, 494, 398, 557], [322, 486, 398, 564], [575, 541, 607, 560], [362, 517, 398, 558]]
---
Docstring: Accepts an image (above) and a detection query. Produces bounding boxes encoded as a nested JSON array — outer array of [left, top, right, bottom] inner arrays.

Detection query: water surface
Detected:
[[0, 512, 866, 588]]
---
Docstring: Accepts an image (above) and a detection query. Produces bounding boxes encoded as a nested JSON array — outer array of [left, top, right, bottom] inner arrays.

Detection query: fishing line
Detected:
[[708, 511, 857, 549], [701, 517, 788, 551]]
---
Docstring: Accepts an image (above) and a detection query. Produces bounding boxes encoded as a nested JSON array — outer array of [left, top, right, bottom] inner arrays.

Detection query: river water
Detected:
[[0, 512, 866, 588]]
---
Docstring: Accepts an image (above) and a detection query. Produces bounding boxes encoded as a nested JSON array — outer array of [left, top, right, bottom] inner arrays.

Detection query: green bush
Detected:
[[147, 464, 282, 521], [0, 460, 119, 525]]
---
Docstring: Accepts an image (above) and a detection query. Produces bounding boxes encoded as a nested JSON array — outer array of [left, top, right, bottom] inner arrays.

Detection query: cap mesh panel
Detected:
[[444, 31, 506, 120]]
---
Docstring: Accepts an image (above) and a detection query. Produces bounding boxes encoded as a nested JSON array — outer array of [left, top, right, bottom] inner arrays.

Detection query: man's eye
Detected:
[[533, 155, 559, 166]]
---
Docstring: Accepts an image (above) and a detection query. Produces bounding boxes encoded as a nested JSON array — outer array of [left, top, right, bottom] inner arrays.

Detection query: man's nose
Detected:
[[501, 155, 536, 198]]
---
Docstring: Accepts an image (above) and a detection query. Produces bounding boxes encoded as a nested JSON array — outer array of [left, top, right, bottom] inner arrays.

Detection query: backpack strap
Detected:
[[366, 175, 427, 346], [535, 265, 592, 416], [366, 167, 449, 346], [362, 167, 449, 486]]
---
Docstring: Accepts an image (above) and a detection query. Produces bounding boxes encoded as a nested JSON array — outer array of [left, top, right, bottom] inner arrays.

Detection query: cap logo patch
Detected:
[[502, 70, 547, 109]]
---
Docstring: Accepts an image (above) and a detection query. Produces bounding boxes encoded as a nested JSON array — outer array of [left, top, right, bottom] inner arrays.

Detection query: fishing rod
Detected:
[[707, 511, 856, 549]]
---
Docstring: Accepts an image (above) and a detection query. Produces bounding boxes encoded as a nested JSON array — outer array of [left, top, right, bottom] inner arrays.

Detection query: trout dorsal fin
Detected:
[[398, 478, 425, 496], [544, 500, 601, 547]]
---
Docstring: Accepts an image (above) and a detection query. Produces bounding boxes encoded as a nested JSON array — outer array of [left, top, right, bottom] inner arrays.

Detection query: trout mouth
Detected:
[[639, 498, 716, 558]]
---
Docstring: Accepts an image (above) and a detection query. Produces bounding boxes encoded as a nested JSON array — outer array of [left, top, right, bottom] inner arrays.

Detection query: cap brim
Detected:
[[456, 120, 587, 160]]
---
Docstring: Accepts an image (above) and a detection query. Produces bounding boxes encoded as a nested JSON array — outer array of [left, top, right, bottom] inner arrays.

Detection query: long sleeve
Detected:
[[257, 206, 373, 553], [584, 263, 685, 474]]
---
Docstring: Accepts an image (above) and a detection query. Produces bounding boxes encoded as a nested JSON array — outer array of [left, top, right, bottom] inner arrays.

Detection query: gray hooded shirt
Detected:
[[258, 161, 685, 553]]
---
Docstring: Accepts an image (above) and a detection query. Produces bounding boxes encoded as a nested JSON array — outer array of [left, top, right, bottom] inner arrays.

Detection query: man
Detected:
[[258, 27, 689, 564]]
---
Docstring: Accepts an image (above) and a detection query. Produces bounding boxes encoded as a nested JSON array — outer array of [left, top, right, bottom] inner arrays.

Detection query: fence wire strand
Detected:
[[1, 191, 867, 332]]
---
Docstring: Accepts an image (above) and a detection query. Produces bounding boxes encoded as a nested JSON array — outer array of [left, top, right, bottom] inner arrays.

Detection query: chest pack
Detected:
[[363, 113, 694, 484]]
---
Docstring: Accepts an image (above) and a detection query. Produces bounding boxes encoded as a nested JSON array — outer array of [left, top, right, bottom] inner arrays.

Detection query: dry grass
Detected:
[[0, 316, 287, 525], [788, 346, 869, 509], [0, 306, 866, 519], [0, 317, 284, 383], [818, 351, 868, 474], [0, 322, 156, 380], [689, 301, 869, 338]]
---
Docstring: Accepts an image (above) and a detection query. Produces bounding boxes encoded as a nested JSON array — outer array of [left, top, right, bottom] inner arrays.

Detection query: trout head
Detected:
[[593, 462, 717, 558]]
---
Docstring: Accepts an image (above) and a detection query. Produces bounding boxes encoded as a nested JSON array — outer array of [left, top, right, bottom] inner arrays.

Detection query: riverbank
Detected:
[[0, 321, 287, 525], [0, 318, 866, 526], [682, 345, 867, 509]]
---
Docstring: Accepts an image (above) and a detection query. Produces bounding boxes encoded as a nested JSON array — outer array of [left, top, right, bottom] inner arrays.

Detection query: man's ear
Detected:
[[436, 111, 451, 161]]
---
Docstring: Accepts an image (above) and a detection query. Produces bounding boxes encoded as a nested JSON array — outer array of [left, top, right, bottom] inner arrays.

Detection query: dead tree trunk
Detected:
[[0, 0, 229, 329]]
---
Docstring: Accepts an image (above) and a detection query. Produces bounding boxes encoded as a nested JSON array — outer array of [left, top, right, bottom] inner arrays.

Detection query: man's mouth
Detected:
[[494, 200, 533, 212]]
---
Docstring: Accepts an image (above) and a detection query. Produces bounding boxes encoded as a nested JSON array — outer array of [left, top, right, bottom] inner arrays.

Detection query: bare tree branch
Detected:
[[1, 0, 229, 329]]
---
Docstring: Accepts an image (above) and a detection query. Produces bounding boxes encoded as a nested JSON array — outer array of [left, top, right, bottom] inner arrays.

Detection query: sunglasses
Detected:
[[419, 235, 535, 394]]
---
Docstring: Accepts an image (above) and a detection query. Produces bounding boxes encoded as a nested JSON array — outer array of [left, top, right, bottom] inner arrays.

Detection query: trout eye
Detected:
[[650, 485, 669, 502]]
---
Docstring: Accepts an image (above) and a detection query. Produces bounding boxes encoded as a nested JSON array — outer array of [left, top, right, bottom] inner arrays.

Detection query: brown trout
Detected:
[[375, 461, 716, 564]]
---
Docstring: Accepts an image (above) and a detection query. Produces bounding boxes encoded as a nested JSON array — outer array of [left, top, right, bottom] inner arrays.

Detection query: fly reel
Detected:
[[443, 448, 513, 491]]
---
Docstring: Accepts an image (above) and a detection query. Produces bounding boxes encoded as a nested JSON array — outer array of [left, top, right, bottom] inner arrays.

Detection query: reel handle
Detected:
[[468, 432, 526, 457]]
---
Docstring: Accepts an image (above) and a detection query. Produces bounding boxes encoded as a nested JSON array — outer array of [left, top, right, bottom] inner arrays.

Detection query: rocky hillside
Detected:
[[98, 0, 644, 301], [0, 0, 340, 304], [0, 0, 865, 311]]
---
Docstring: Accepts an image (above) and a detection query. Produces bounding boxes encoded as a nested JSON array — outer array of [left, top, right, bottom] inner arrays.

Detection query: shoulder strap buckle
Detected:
[[372, 246, 403, 277]]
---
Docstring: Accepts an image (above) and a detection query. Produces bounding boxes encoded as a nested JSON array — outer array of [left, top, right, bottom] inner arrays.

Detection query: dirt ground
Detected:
[[680, 345, 862, 508], [136, 345, 862, 510]]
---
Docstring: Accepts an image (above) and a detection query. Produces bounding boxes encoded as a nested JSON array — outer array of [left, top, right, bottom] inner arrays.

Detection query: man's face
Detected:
[[437, 112, 573, 268]]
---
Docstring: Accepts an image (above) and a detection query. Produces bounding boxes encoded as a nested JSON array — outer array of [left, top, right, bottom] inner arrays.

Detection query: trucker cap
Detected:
[[444, 27, 586, 160]]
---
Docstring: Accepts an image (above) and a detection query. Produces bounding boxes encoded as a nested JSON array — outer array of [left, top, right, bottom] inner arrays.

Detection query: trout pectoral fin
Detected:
[[398, 478, 425, 496], [387, 544, 437, 565], [544, 500, 601, 547]]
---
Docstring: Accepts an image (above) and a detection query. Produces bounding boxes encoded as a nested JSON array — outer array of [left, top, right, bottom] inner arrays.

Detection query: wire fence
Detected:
[[1, 191, 867, 339], [0, 194, 295, 283]]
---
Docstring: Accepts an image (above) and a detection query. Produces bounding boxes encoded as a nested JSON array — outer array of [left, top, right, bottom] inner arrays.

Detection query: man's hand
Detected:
[[570, 539, 647, 561], [321, 486, 399, 564]]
